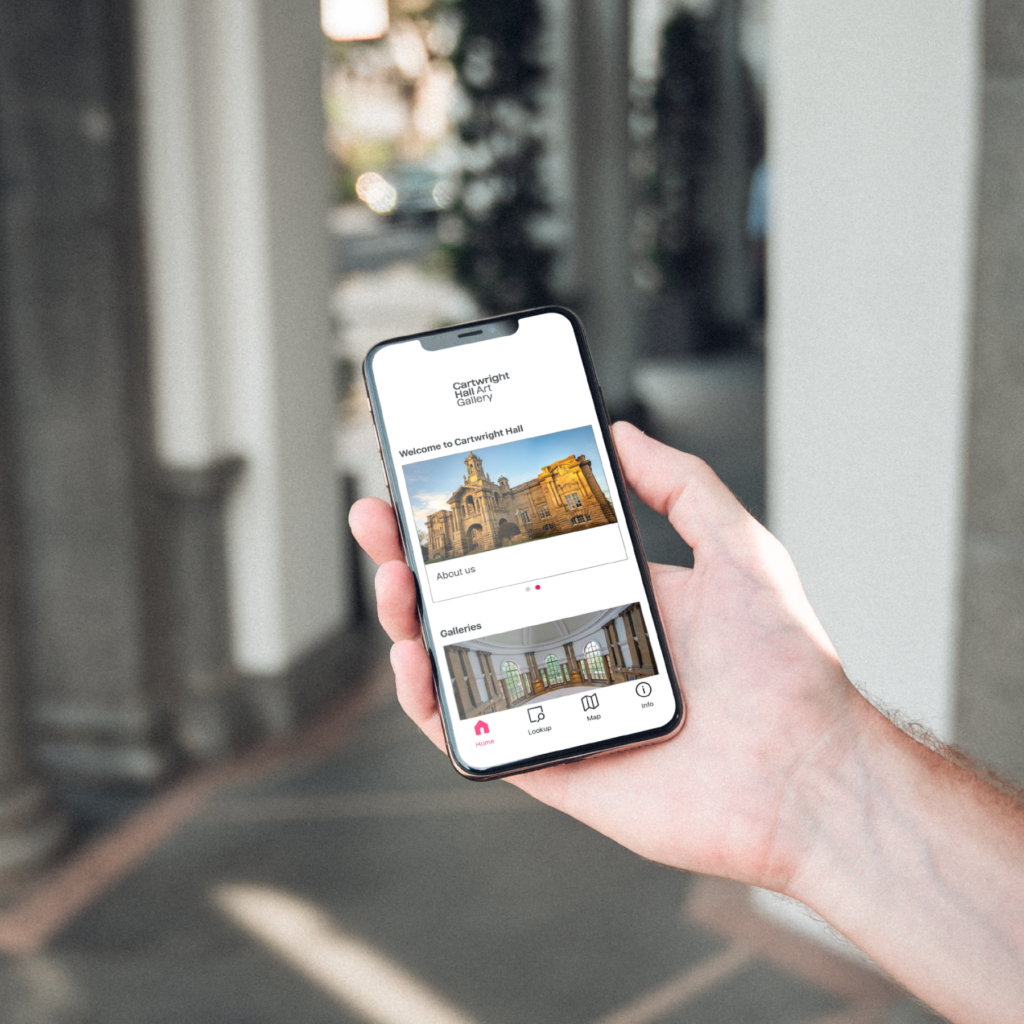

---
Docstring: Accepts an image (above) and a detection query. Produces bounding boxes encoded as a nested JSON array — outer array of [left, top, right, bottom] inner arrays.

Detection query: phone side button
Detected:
[[379, 462, 393, 501]]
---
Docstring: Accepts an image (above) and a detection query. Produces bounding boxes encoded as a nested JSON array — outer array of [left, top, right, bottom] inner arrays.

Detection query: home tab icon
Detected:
[[474, 720, 490, 736]]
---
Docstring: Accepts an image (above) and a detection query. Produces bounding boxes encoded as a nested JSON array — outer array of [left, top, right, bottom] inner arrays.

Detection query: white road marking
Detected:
[[588, 944, 751, 1024], [214, 883, 483, 1024], [216, 882, 758, 1024]]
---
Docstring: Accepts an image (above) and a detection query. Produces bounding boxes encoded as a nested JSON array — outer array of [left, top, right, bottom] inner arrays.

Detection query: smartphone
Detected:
[[363, 306, 684, 779]]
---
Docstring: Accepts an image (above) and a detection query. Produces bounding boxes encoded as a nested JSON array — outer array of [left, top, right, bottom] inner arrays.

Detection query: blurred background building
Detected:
[[0, 0, 1019, 1019]]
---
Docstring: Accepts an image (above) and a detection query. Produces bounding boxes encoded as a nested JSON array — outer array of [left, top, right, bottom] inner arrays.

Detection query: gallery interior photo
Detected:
[[444, 602, 658, 719]]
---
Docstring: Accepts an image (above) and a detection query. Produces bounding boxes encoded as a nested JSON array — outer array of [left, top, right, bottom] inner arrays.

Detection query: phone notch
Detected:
[[419, 317, 519, 351]]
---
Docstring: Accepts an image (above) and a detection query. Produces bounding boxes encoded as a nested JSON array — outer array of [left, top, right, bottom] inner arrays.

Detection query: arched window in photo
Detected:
[[502, 660, 526, 702], [583, 640, 607, 679], [545, 652, 564, 685]]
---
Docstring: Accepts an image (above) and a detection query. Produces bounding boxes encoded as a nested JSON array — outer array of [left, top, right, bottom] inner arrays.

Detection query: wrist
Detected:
[[778, 691, 897, 904], [772, 691, 1024, 1022], [759, 683, 885, 899]]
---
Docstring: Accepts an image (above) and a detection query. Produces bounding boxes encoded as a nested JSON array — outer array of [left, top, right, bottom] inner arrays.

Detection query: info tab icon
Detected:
[[581, 693, 599, 712]]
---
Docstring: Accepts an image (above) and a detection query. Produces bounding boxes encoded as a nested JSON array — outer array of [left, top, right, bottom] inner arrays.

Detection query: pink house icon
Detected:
[[474, 720, 490, 736]]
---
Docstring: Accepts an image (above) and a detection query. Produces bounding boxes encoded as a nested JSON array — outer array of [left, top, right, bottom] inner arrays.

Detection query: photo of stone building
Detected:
[[444, 603, 658, 721], [403, 426, 617, 565]]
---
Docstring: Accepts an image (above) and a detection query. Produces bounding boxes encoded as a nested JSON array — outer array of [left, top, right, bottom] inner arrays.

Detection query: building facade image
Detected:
[[424, 450, 616, 563], [444, 603, 657, 720]]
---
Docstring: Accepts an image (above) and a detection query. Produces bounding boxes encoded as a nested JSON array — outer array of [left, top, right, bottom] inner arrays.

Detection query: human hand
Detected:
[[349, 421, 872, 894], [353, 421, 1024, 1021]]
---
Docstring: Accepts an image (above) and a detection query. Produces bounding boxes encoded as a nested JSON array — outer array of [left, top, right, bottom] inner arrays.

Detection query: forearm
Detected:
[[786, 698, 1024, 1023]]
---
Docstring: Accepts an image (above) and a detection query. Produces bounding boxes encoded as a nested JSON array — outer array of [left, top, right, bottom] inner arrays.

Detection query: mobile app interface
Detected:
[[369, 312, 676, 771]]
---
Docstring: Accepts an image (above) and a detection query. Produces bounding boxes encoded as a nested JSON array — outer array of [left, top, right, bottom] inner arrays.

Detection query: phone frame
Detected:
[[363, 305, 684, 780]]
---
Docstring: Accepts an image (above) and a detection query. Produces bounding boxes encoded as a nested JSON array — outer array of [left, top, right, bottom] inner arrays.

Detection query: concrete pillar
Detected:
[[761, 0, 983, 947], [568, 0, 637, 412], [0, 0, 172, 783], [156, 460, 243, 760], [135, 0, 346, 735], [0, 314, 66, 884], [955, 0, 1024, 783], [767, 0, 980, 739]]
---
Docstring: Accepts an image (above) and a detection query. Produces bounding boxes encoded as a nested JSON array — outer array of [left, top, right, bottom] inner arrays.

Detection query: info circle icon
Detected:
[[635, 682, 653, 698]]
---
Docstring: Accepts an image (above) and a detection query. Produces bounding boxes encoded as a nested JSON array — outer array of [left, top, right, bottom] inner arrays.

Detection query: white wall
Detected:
[[767, 0, 980, 738], [136, 0, 345, 676]]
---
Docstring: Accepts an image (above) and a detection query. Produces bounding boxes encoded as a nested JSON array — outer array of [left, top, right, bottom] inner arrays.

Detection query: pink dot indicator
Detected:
[[535, 585, 541, 590]]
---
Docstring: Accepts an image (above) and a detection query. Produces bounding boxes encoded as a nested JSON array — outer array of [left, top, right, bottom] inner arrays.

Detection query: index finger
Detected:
[[349, 496, 405, 565], [610, 421, 750, 554]]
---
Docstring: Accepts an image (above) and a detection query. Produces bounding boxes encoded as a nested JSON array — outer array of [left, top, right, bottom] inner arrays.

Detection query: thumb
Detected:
[[610, 421, 751, 556]]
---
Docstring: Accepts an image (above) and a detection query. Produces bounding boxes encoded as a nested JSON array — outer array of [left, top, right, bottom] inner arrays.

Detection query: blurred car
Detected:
[[355, 164, 456, 221]]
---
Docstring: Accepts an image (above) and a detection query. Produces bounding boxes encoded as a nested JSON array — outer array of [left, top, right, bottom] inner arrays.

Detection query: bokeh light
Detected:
[[355, 171, 398, 214], [321, 0, 389, 42]]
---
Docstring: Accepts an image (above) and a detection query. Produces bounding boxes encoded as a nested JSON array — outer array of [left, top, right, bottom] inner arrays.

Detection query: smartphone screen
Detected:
[[364, 308, 683, 777]]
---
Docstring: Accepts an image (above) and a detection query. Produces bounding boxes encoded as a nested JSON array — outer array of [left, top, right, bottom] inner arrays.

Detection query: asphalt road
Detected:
[[332, 219, 438, 276]]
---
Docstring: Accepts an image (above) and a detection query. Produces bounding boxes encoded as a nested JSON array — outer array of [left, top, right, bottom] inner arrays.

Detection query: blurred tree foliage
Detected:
[[653, 12, 716, 296], [447, 0, 554, 312], [652, 8, 763, 342]]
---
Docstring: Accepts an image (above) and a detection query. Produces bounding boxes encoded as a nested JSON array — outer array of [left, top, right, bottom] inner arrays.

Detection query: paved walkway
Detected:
[[0, 645, 944, 1024]]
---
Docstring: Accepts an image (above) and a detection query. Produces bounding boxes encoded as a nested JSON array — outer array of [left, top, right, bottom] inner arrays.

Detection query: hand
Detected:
[[353, 421, 1024, 1022], [349, 421, 871, 893]]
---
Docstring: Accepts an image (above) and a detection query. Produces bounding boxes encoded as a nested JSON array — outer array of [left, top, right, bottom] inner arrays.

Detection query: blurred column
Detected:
[[134, 0, 238, 759], [0, 0, 173, 783], [767, 0, 980, 740], [135, 0, 347, 738], [762, 0, 982, 947], [955, 0, 1024, 784], [567, 0, 637, 415], [0, 316, 66, 884]]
